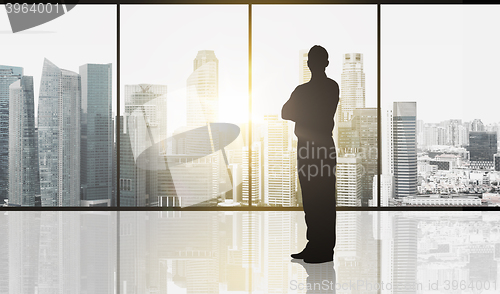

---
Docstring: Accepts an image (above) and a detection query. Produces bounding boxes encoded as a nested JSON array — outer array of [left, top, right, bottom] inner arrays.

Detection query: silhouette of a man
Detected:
[[282, 45, 339, 263]]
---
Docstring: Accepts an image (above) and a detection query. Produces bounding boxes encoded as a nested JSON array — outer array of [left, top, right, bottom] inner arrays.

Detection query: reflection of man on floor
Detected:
[[282, 45, 339, 263]]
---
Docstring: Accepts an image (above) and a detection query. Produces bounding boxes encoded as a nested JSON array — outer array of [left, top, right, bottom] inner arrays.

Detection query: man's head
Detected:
[[307, 45, 329, 74]]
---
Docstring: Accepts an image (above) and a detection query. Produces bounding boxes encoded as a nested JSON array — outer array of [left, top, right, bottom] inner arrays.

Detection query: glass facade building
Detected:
[[80, 64, 114, 205], [8, 76, 39, 206], [0, 65, 23, 204], [393, 102, 417, 198], [38, 59, 81, 206]]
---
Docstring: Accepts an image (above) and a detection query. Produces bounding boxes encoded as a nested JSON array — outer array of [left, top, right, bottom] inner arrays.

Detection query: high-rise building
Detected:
[[38, 59, 81, 206], [352, 108, 377, 205], [187, 50, 219, 128], [119, 115, 146, 206], [263, 115, 295, 206], [299, 49, 311, 84], [123, 84, 167, 206], [242, 142, 262, 205], [9, 76, 39, 206], [0, 65, 23, 203], [393, 102, 417, 198], [184, 50, 227, 205], [339, 53, 365, 122], [468, 131, 497, 170], [336, 154, 362, 206], [80, 63, 113, 205]]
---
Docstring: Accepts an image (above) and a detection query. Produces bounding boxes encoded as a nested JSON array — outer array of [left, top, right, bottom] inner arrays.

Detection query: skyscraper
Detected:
[[9, 76, 39, 206], [299, 49, 311, 84], [263, 115, 296, 206], [38, 59, 81, 206], [336, 53, 369, 206], [393, 102, 417, 198], [468, 131, 497, 170], [0, 65, 23, 203], [119, 115, 146, 206], [187, 50, 219, 128], [353, 108, 378, 205], [123, 84, 167, 206], [242, 142, 262, 205], [336, 154, 362, 206], [339, 53, 365, 122], [80, 63, 113, 205]]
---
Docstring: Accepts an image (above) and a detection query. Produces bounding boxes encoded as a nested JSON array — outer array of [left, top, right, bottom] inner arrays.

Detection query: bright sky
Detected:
[[0, 5, 117, 117], [382, 5, 500, 125]]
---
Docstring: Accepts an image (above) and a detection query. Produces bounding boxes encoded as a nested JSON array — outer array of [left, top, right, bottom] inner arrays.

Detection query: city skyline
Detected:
[[0, 5, 117, 117]]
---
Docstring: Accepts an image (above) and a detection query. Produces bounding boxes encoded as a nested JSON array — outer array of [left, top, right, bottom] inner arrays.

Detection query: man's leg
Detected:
[[293, 139, 336, 262]]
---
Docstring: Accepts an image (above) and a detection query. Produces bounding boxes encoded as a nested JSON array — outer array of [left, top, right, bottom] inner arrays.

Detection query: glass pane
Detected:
[[0, 5, 117, 206], [253, 5, 378, 207], [382, 5, 500, 206], [120, 5, 248, 207]]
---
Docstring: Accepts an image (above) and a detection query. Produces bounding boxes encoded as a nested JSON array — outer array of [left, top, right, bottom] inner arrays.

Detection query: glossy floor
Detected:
[[1, 211, 499, 293]]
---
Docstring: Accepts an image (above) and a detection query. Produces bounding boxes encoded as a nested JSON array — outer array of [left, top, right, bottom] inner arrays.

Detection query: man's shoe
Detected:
[[291, 248, 309, 259], [303, 255, 333, 264]]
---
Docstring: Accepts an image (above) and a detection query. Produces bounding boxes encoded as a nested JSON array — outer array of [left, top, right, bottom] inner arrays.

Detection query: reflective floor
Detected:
[[2, 211, 500, 293]]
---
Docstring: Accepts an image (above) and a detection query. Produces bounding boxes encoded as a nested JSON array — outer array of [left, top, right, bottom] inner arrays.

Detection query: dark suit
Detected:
[[282, 75, 339, 254]]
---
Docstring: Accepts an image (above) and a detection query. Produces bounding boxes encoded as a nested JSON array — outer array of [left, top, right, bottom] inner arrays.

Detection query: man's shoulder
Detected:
[[295, 78, 339, 92], [325, 78, 339, 88]]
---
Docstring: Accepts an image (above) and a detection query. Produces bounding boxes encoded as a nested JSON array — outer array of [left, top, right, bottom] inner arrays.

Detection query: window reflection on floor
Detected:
[[2, 211, 500, 293]]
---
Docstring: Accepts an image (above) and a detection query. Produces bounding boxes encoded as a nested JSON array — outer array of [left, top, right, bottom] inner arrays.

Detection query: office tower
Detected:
[[495, 154, 500, 171], [187, 50, 219, 128], [0, 65, 23, 203], [242, 142, 262, 205], [9, 76, 39, 206], [263, 115, 295, 206], [339, 53, 365, 122], [123, 84, 167, 206], [336, 154, 362, 206], [119, 115, 146, 206], [353, 108, 377, 205], [468, 131, 497, 170], [393, 102, 417, 198], [80, 64, 113, 205], [299, 49, 311, 84], [183, 51, 225, 205], [337, 120, 360, 155], [38, 59, 81, 206], [384, 109, 394, 175]]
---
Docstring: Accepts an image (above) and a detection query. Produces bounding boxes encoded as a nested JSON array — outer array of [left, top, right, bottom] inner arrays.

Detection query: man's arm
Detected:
[[282, 88, 300, 122]]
